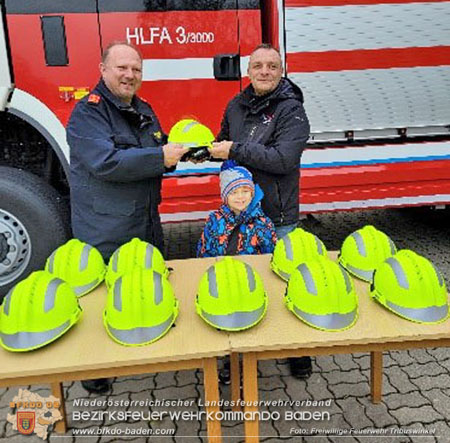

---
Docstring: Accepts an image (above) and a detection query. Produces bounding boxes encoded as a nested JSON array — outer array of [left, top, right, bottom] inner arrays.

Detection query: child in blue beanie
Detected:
[[197, 160, 276, 257]]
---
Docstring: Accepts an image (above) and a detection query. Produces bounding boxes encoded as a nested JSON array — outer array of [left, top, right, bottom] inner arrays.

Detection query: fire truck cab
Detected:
[[1, 0, 450, 296]]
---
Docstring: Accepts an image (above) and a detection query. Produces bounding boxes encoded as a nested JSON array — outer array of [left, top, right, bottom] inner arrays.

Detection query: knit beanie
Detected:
[[220, 160, 255, 202]]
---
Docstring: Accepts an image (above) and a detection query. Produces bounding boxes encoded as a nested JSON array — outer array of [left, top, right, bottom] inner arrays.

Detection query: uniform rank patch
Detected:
[[153, 131, 162, 141], [87, 94, 101, 104]]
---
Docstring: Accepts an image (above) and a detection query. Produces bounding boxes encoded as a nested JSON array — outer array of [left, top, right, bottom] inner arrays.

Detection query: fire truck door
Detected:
[[4, 0, 102, 126], [97, 0, 257, 134]]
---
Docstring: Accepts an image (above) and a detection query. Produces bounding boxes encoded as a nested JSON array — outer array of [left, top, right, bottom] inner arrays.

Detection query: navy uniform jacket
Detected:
[[67, 80, 167, 260], [217, 78, 310, 227]]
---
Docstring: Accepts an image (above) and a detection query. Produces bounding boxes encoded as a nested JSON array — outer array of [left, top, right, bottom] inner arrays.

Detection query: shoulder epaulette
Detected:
[[87, 94, 101, 105]]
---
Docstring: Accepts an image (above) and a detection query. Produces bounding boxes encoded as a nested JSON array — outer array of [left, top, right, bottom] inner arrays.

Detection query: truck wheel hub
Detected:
[[0, 209, 31, 286]]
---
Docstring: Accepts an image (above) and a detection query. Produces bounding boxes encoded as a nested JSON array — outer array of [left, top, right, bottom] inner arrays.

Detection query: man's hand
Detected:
[[211, 141, 233, 160], [162, 143, 188, 168]]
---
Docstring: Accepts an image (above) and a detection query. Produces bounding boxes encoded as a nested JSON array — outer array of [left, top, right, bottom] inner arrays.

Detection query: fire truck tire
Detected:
[[0, 166, 70, 300]]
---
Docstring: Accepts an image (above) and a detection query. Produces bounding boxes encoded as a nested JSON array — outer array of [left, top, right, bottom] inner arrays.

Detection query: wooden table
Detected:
[[0, 258, 229, 443], [227, 254, 450, 443]]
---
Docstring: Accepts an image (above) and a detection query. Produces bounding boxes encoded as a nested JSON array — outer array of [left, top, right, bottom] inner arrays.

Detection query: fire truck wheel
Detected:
[[0, 166, 70, 300]]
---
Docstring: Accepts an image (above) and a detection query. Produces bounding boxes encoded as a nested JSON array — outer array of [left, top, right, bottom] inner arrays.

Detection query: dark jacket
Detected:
[[217, 78, 310, 226], [197, 185, 276, 258], [67, 80, 167, 260]]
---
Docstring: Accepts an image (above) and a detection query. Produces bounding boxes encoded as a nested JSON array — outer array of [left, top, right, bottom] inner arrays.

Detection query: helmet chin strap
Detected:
[[180, 146, 211, 162]]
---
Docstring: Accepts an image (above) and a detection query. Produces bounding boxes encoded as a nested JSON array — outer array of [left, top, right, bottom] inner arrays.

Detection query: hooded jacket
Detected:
[[67, 80, 167, 260], [217, 78, 310, 226], [197, 185, 277, 258]]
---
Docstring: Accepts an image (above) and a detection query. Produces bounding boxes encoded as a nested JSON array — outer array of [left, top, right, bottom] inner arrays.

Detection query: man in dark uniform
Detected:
[[67, 41, 186, 393], [67, 41, 186, 260], [211, 43, 312, 379]]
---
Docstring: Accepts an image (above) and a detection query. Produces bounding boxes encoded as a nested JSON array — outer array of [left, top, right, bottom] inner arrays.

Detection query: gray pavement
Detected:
[[1, 208, 450, 442]]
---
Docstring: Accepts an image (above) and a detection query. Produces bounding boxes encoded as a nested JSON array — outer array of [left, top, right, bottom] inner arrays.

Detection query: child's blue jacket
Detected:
[[197, 185, 277, 257]]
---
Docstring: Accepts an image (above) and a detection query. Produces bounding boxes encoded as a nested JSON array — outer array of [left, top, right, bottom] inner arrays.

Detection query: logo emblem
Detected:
[[153, 130, 162, 141], [8, 389, 62, 440], [262, 113, 274, 125], [17, 411, 35, 435]]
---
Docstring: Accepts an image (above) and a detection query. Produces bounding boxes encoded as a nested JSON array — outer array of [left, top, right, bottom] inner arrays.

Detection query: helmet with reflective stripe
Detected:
[[0, 271, 82, 352], [106, 238, 168, 288], [168, 119, 214, 149], [285, 256, 358, 331], [45, 239, 106, 297], [370, 249, 448, 324], [271, 227, 327, 281], [104, 268, 178, 346], [339, 225, 396, 282], [196, 257, 267, 331]]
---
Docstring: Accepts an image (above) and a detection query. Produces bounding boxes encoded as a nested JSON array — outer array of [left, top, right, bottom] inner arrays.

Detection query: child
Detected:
[[197, 161, 277, 384], [197, 160, 276, 258]]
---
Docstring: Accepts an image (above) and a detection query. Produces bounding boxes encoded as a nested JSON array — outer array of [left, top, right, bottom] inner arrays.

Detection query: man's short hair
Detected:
[[251, 43, 281, 58], [101, 41, 142, 64]]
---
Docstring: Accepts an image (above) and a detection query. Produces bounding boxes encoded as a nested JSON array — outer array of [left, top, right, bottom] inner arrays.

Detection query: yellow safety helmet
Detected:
[[339, 225, 396, 282], [168, 119, 214, 162], [168, 119, 214, 148], [0, 271, 82, 352], [45, 238, 106, 297], [271, 227, 328, 281], [371, 250, 449, 324], [285, 256, 358, 331], [196, 257, 267, 331], [106, 238, 168, 288], [104, 268, 178, 346]]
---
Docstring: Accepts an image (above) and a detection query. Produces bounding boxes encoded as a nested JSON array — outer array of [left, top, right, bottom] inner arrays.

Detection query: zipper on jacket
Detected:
[[276, 181, 284, 224], [248, 124, 258, 140], [146, 192, 152, 239]]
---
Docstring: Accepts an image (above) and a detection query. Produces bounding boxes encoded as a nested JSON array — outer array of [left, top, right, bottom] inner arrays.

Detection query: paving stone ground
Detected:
[[1, 208, 449, 442]]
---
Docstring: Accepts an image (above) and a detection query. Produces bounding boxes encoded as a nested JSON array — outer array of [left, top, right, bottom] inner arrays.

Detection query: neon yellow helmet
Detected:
[[285, 256, 358, 331], [106, 238, 168, 288], [45, 239, 106, 297], [0, 271, 82, 352], [168, 119, 214, 148], [370, 250, 448, 324], [196, 257, 267, 331], [103, 268, 178, 346], [271, 227, 327, 281], [339, 225, 396, 282]]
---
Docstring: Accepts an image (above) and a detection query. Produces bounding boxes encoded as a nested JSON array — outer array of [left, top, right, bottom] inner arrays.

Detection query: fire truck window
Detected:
[[98, 0, 258, 12], [237, 0, 260, 8], [166, 1, 236, 10], [41, 16, 68, 66], [142, 0, 166, 11], [165, 1, 259, 10], [98, 0, 166, 12]]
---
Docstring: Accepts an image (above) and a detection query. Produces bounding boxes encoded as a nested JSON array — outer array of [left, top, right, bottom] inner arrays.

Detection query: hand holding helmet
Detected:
[[210, 141, 233, 160], [162, 143, 188, 168]]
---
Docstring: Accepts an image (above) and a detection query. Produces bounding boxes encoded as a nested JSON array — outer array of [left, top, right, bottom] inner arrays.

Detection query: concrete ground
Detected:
[[1, 208, 449, 442]]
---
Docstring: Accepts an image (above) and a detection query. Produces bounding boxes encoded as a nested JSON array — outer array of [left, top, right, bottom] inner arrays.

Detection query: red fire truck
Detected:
[[1, 0, 450, 295]]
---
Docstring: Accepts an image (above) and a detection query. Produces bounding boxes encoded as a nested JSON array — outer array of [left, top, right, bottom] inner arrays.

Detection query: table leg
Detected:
[[242, 352, 259, 443], [203, 358, 222, 443], [370, 351, 383, 404], [51, 382, 67, 434], [230, 353, 241, 412]]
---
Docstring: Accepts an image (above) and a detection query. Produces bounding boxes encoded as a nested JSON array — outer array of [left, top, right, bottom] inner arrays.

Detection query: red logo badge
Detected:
[[17, 411, 35, 435], [87, 94, 101, 104]]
